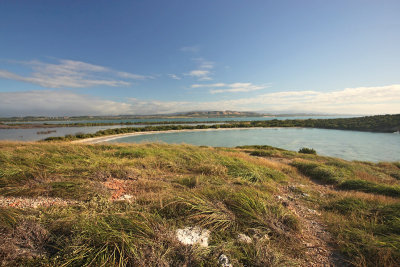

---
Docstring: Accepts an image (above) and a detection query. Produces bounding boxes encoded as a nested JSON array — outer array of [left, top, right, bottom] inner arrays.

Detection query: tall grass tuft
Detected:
[[291, 160, 349, 184], [59, 212, 155, 267]]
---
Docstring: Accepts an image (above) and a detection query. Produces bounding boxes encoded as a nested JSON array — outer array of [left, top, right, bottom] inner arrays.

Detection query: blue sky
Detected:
[[1, 0, 400, 116]]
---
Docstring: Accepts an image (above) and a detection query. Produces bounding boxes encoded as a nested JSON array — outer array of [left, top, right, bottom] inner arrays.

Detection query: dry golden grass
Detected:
[[0, 141, 399, 266]]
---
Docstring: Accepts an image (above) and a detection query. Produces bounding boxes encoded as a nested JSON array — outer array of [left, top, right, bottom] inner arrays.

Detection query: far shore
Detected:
[[72, 127, 272, 144]]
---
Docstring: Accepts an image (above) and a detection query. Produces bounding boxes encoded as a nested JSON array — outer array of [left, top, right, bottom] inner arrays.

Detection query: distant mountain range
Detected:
[[166, 110, 264, 117]]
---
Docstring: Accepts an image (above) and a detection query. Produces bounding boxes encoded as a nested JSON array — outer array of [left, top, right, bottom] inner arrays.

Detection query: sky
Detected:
[[0, 0, 400, 116]]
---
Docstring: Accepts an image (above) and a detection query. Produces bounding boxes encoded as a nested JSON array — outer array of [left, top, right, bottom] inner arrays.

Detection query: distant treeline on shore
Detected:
[[0, 120, 225, 129], [43, 114, 400, 141]]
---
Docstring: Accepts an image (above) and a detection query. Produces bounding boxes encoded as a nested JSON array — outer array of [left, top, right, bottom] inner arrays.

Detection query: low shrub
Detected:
[[298, 147, 317, 155]]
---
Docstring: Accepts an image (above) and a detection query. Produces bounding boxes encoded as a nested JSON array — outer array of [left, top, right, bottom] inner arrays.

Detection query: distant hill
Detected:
[[169, 110, 265, 117], [0, 111, 266, 122]]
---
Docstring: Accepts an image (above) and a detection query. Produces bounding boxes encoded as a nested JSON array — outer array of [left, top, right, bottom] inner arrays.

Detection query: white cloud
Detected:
[[0, 59, 152, 88], [1, 84, 399, 116], [168, 74, 181, 80], [117, 71, 153, 80], [192, 82, 269, 94], [186, 70, 212, 81], [191, 83, 226, 88], [184, 57, 214, 81], [188, 70, 210, 77], [0, 90, 132, 116]]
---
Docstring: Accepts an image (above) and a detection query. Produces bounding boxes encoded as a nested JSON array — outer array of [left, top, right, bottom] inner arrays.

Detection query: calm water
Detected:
[[0, 115, 355, 141], [0, 123, 222, 141], [109, 128, 400, 162], [0, 125, 132, 141]]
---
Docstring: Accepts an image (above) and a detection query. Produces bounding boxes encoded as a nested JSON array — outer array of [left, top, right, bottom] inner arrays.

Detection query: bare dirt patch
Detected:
[[277, 184, 350, 266], [103, 178, 135, 200], [0, 196, 78, 209]]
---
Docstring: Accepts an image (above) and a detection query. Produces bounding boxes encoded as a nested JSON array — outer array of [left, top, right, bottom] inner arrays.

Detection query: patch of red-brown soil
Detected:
[[103, 178, 134, 200]]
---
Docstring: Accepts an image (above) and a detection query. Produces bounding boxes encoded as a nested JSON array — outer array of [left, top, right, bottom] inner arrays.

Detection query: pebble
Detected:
[[218, 254, 233, 267], [237, 233, 252, 244]]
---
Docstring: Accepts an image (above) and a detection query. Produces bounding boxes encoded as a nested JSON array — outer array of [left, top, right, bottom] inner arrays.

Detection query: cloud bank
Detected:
[[0, 59, 152, 88], [192, 82, 269, 94], [1, 84, 399, 116]]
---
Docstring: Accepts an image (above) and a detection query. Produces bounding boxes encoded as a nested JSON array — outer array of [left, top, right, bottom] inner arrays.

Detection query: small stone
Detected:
[[237, 233, 252, 244], [119, 194, 133, 201], [176, 226, 210, 247], [218, 254, 232, 267]]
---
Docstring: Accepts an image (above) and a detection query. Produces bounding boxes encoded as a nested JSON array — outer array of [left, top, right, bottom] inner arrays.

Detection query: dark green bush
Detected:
[[298, 147, 316, 155]]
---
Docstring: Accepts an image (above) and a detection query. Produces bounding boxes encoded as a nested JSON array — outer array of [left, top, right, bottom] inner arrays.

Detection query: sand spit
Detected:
[[72, 127, 269, 144]]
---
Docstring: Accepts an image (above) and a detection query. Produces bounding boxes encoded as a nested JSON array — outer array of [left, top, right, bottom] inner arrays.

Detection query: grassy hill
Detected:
[[0, 142, 399, 266]]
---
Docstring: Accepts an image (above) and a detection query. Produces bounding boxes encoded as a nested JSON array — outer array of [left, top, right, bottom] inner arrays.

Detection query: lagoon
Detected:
[[0, 123, 224, 141], [109, 128, 400, 162]]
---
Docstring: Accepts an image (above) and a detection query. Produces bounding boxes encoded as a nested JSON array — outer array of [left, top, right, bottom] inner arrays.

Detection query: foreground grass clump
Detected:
[[291, 160, 351, 184], [339, 180, 400, 197], [0, 141, 399, 266], [291, 159, 400, 198], [324, 197, 400, 266]]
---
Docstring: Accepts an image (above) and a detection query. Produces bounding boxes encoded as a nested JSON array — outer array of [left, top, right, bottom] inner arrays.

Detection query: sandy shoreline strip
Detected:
[[72, 127, 270, 144]]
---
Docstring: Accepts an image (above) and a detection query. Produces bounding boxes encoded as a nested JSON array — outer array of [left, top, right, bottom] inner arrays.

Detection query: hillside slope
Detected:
[[0, 142, 399, 266]]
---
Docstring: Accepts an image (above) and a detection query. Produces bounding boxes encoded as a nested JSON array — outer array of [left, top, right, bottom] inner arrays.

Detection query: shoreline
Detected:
[[72, 127, 272, 144]]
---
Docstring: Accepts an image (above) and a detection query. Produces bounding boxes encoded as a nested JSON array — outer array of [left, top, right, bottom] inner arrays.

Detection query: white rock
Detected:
[[176, 226, 210, 247], [218, 254, 232, 267], [118, 194, 133, 201], [237, 233, 252, 244]]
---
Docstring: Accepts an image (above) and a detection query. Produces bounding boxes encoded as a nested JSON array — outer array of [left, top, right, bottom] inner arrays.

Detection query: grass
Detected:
[[339, 180, 400, 197], [290, 159, 400, 198], [324, 197, 400, 266], [0, 141, 399, 266], [291, 160, 351, 184]]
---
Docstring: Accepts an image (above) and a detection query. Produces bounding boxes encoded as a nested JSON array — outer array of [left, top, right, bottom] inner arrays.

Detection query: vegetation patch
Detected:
[[1, 141, 400, 265], [291, 160, 350, 184], [324, 197, 400, 266], [298, 147, 317, 155], [339, 179, 400, 197]]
